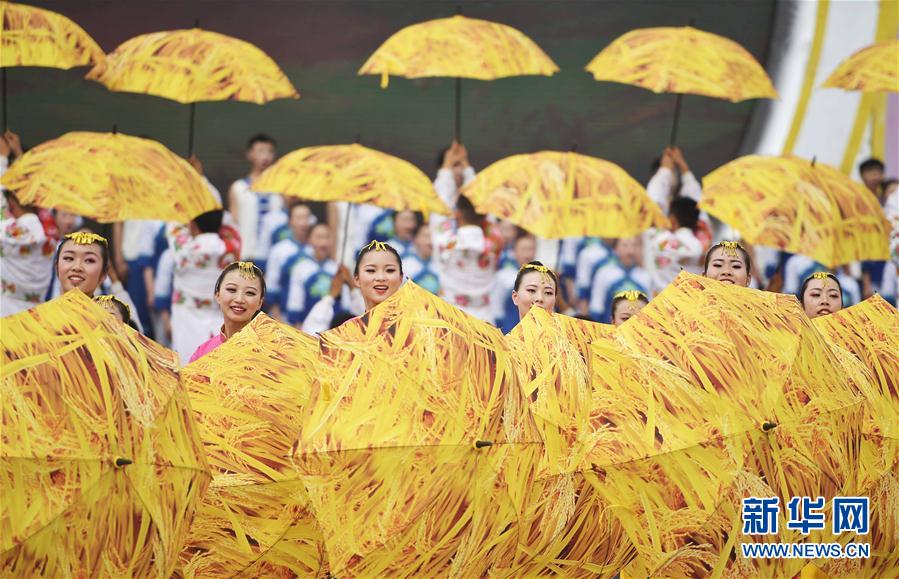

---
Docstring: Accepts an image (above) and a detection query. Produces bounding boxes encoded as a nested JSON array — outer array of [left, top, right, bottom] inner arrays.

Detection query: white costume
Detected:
[[574, 239, 611, 301], [264, 237, 307, 307], [1, 211, 53, 317], [230, 176, 284, 260], [284, 256, 342, 326], [167, 223, 234, 365], [588, 260, 651, 322], [644, 227, 705, 296]]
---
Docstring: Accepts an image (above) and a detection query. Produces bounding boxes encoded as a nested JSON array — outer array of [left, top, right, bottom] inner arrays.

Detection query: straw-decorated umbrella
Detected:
[[179, 314, 326, 577], [461, 150, 667, 268], [0, 1, 104, 128], [86, 26, 298, 155], [359, 12, 558, 140], [594, 272, 871, 576], [293, 281, 539, 577], [699, 155, 890, 268], [0, 131, 221, 223], [252, 143, 451, 262], [585, 25, 777, 144], [0, 291, 209, 576], [822, 39, 899, 93], [501, 306, 633, 577]]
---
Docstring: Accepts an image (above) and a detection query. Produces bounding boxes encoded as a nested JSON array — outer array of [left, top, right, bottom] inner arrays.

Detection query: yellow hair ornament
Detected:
[[65, 232, 108, 246], [717, 240, 744, 256], [363, 240, 390, 252], [94, 295, 131, 320], [810, 271, 835, 280], [236, 261, 259, 279], [520, 263, 551, 275], [613, 290, 648, 302]]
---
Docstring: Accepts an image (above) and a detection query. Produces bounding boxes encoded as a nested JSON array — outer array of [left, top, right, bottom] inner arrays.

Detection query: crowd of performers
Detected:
[[2, 130, 898, 363]]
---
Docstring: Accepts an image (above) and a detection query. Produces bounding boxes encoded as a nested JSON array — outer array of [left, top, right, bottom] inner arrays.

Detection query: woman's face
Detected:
[[215, 270, 264, 326], [512, 270, 556, 319], [355, 250, 403, 309], [612, 299, 647, 326], [394, 211, 418, 241], [802, 277, 842, 318], [58, 241, 106, 295], [704, 247, 751, 287]]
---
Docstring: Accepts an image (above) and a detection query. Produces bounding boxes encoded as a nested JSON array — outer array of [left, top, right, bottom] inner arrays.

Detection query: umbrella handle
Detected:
[[474, 440, 493, 449], [2, 67, 7, 132], [187, 102, 197, 157], [340, 203, 352, 265], [114, 457, 133, 467], [669, 93, 684, 146], [454, 77, 462, 142]]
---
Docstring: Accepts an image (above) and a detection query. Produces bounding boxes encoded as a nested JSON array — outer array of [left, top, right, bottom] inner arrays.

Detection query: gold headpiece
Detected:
[[94, 295, 131, 320], [520, 262, 551, 275], [810, 271, 834, 280], [716, 240, 744, 256], [236, 261, 259, 279], [613, 290, 648, 302], [362, 240, 390, 252], [65, 232, 108, 246]]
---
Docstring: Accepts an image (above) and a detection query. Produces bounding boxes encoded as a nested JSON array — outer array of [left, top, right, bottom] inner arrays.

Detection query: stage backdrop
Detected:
[[9, 0, 776, 200]]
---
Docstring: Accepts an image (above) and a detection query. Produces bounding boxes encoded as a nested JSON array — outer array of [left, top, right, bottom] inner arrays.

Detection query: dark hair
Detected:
[[881, 178, 897, 190], [513, 261, 559, 293], [247, 133, 276, 149], [94, 295, 134, 326], [859, 158, 884, 174], [54, 231, 111, 278], [353, 241, 404, 277], [514, 231, 537, 247], [214, 261, 266, 303], [193, 210, 223, 234], [702, 241, 752, 276], [3, 189, 38, 214], [455, 194, 483, 224], [799, 272, 842, 306], [669, 196, 699, 230], [611, 291, 649, 318]]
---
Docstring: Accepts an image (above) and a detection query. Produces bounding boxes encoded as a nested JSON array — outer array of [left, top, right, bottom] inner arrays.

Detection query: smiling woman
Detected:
[[188, 261, 266, 363]]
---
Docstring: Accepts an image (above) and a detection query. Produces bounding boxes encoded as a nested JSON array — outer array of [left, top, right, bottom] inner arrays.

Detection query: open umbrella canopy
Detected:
[[811, 295, 899, 577], [699, 155, 890, 267], [0, 131, 221, 223], [85, 27, 298, 104], [592, 273, 870, 577], [293, 280, 537, 577], [822, 38, 899, 93], [502, 307, 632, 578], [252, 143, 451, 216], [585, 26, 777, 102], [358, 14, 558, 86], [179, 314, 326, 578], [0, 291, 209, 577], [461, 151, 667, 239], [0, 1, 104, 68]]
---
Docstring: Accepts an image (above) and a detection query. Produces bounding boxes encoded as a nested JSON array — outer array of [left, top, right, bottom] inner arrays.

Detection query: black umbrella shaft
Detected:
[[454, 77, 462, 142], [669, 93, 684, 146], [187, 102, 197, 157]]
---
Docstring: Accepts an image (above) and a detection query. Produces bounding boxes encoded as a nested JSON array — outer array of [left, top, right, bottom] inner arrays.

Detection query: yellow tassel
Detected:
[[65, 231, 108, 246], [363, 240, 390, 252], [380, 71, 389, 89]]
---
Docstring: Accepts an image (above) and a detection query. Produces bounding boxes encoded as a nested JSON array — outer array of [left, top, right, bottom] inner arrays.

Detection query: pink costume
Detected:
[[188, 330, 226, 364]]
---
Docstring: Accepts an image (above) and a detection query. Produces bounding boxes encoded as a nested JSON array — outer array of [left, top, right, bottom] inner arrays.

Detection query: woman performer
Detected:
[[799, 271, 843, 319], [610, 290, 649, 326], [188, 261, 265, 362], [510, 261, 557, 325], [702, 240, 752, 287]]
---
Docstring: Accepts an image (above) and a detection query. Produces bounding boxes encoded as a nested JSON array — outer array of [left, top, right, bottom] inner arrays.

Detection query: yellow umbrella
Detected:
[[596, 272, 870, 576], [359, 13, 558, 139], [461, 150, 667, 240], [0, 131, 221, 223], [0, 291, 210, 577], [253, 143, 451, 261], [86, 27, 298, 154], [822, 39, 899, 93], [293, 280, 538, 577], [811, 295, 899, 576], [699, 155, 890, 267], [585, 26, 777, 143], [179, 314, 326, 577], [501, 306, 633, 577], [0, 1, 104, 127]]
